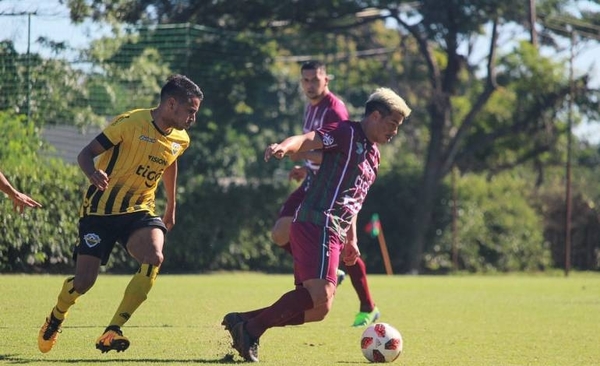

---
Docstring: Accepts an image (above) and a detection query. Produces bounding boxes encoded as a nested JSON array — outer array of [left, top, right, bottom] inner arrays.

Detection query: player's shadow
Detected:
[[0, 353, 242, 364]]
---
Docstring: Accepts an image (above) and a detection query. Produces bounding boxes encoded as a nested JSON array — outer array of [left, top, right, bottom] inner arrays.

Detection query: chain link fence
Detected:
[[0, 16, 305, 161]]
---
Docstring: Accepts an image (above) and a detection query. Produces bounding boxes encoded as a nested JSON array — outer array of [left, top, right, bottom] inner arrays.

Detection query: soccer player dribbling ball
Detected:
[[38, 74, 203, 354], [271, 60, 381, 327], [223, 87, 411, 362]]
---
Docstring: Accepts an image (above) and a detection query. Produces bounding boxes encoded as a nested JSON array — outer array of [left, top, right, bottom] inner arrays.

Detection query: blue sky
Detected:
[[0, 0, 110, 60]]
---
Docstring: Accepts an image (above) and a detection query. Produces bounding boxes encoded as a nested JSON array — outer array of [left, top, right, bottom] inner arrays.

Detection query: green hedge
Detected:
[[428, 173, 551, 272], [162, 180, 292, 273], [0, 110, 581, 274]]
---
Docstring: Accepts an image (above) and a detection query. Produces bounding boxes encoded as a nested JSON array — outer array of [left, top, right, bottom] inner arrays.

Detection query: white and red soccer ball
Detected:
[[360, 322, 403, 363]]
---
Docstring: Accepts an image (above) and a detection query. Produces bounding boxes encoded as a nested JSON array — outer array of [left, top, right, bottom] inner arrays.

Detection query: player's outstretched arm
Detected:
[[0, 171, 42, 214], [264, 131, 322, 162]]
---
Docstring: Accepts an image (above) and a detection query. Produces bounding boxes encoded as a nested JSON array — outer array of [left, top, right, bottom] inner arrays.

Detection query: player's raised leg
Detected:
[[96, 226, 163, 353], [39, 254, 100, 353]]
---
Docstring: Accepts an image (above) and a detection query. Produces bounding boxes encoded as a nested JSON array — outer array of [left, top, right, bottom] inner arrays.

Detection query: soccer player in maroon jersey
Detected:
[[271, 60, 381, 327], [38, 75, 203, 354], [224, 87, 411, 362]]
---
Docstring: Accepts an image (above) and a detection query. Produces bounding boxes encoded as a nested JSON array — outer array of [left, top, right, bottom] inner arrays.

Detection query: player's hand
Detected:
[[342, 240, 360, 266], [10, 192, 42, 214], [162, 212, 175, 232], [288, 166, 307, 182], [89, 169, 109, 191], [264, 143, 286, 162]]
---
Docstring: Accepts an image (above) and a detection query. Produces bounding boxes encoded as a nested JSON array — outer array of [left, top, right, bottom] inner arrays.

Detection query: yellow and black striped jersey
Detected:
[[80, 108, 190, 217]]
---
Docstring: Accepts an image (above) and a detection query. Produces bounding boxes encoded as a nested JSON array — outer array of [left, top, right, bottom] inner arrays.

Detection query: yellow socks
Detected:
[[49, 265, 159, 328], [109, 264, 159, 328], [51, 277, 81, 321]]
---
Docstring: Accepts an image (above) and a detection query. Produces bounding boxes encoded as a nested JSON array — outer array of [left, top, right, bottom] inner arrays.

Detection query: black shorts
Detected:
[[74, 212, 167, 265]]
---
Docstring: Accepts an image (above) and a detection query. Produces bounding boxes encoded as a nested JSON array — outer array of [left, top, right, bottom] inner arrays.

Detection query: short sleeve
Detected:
[[101, 114, 128, 146], [316, 122, 352, 153]]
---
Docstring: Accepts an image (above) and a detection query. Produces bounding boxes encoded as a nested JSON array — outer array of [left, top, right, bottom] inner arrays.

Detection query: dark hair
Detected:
[[301, 60, 326, 73], [160, 74, 204, 103], [364, 100, 391, 117]]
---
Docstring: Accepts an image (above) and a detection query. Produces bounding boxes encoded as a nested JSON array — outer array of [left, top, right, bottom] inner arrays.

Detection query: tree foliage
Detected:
[[0, 0, 598, 273], [0, 111, 82, 272], [0, 40, 106, 128], [432, 173, 551, 273]]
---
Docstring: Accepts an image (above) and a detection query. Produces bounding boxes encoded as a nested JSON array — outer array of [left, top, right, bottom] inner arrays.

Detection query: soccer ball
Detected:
[[360, 322, 403, 363]]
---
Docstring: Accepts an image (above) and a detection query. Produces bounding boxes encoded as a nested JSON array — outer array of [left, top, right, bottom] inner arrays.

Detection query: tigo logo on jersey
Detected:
[[136, 165, 164, 188], [171, 142, 182, 155], [83, 233, 102, 248], [322, 133, 334, 146]]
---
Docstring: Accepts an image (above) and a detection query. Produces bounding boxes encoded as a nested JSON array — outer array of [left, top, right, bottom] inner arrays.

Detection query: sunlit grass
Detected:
[[1, 272, 599, 365]]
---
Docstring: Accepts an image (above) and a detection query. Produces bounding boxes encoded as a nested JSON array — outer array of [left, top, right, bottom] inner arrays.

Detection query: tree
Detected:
[[0, 39, 107, 128], [65, 0, 600, 272], [251, 0, 599, 272]]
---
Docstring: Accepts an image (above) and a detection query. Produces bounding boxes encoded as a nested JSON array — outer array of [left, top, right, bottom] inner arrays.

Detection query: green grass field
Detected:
[[1, 272, 599, 365]]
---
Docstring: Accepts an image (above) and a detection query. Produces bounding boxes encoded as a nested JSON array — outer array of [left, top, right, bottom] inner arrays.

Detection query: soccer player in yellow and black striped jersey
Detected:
[[38, 74, 204, 354]]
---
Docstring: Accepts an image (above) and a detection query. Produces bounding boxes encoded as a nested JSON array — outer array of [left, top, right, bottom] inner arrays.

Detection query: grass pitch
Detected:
[[1, 272, 599, 365]]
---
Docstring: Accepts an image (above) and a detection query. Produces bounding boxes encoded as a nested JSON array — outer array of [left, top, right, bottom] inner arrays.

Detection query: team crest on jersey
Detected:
[[171, 142, 182, 155], [322, 133, 334, 146], [83, 233, 101, 248], [355, 142, 365, 155]]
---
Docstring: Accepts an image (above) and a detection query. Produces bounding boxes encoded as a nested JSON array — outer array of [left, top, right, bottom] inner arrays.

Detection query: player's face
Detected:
[[371, 110, 404, 144], [169, 97, 201, 130], [300, 68, 329, 102]]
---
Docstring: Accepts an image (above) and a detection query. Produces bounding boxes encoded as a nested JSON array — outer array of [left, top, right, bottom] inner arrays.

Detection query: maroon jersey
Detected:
[[302, 92, 348, 173], [294, 120, 380, 239]]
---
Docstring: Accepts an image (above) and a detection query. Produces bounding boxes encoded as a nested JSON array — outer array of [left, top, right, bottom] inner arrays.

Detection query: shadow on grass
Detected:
[[0, 325, 179, 329], [0, 324, 232, 332], [0, 353, 242, 364], [0, 325, 183, 331]]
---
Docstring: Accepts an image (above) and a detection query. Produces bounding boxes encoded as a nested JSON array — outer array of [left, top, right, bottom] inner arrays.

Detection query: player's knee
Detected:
[[308, 286, 334, 308], [73, 275, 96, 294], [312, 303, 333, 321], [148, 251, 164, 266]]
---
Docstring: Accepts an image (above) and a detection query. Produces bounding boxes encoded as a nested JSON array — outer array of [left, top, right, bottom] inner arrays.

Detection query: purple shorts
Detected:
[[278, 184, 306, 218], [277, 173, 314, 218], [290, 221, 343, 286]]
